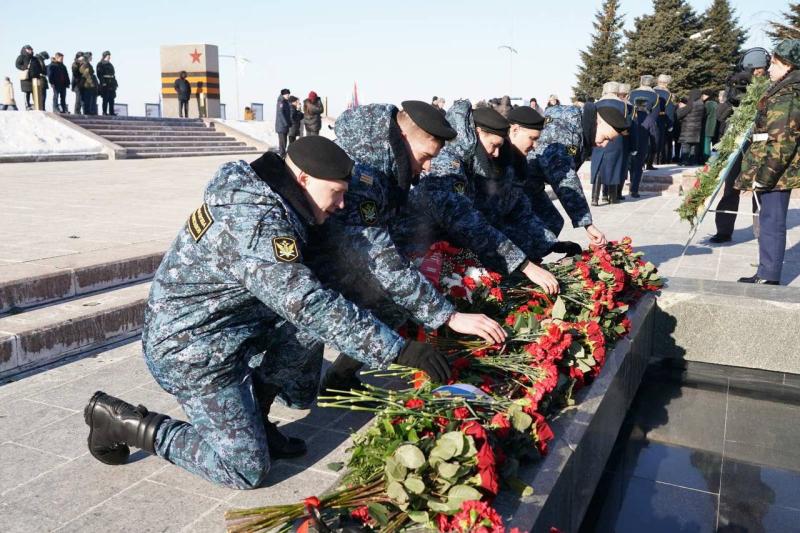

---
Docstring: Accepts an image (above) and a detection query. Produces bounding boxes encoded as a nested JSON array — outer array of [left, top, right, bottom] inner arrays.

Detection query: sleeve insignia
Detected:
[[450, 160, 461, 170], [544, 117, 553, 126], [272, 237, 300, 263], [359, 200, 379, 225], [453, 181, 466, 194], [359, 173, 374, 186], [567, 145, 578, 156], [187, 203, 214, 242]]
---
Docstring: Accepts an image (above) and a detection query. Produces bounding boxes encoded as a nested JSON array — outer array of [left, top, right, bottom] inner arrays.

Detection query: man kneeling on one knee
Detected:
[[84, 136, 452, 489]]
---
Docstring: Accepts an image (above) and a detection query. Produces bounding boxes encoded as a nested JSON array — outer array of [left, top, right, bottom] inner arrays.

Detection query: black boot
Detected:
[[608, 185, 620, 204], [84, 391, 169, 465], [591, 180, 602, 207], [253, 381, 307, 459], [737, 274, 778, 285]]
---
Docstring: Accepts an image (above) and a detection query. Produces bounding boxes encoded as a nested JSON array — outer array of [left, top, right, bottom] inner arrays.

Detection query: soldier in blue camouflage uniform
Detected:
[[307, 101, 506, 391], [83, 137, 452, 489], [516, 104, 607, 246], [389, 100, 561, 293]]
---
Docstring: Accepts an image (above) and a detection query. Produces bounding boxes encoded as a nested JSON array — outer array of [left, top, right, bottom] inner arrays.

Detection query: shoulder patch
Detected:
[[567, 145, 578, 156], [187, 203, 214, 242], [272, 236, 299, 263], [544, 116, 553, 126], [453, 181, 466, 194], [450, 160, 461, 170], [359, 200, 378, 225], [359, 173, 374, 186]]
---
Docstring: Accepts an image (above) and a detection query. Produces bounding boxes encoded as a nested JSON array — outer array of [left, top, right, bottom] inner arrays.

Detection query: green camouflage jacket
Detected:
[[737, 70, 800, 191]]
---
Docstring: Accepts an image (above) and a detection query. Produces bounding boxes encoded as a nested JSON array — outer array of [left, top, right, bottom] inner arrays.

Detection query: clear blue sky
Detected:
[[0, 0, 787, 119]]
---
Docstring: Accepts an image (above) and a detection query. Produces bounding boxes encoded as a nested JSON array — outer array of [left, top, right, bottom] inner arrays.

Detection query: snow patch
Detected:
[[216, 117, 336, 149], [0, 112, 104, 156]]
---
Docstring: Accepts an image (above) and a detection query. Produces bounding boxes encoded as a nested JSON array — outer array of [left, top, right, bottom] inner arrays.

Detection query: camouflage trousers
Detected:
[[527, 189, 565, 237], [150, 323, 324, 489]]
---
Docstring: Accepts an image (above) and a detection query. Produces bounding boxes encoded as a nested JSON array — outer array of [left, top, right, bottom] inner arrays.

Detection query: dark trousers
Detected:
[[278, 132, 288, 157], [102, 94, 115, 115], [73, 87, 82, 114], [756, 189, 792, 282], [81, 90, 97, 115], [630, 151, 647, 194], [680, 143, 700, 166], [52, 86, 67, 113], [24, 90, 31, 109], [714, 147, 748, 237], [178, 99, 189, 118], [288, 134, 300, 144], [0, 104, 18, 110]]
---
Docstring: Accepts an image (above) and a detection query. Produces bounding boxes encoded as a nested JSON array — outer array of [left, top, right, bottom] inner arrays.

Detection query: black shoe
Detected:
[[645, 165, 656, 170], [602, 196, 610, 204], [591, 199, 599, 207], [264, 420, 307, 459], [319, 369, 367, 396], [709, 234, 732, 244], [84, 391, 169, 465], [737, 275, 778, 285], [631, 192, 641, 198]]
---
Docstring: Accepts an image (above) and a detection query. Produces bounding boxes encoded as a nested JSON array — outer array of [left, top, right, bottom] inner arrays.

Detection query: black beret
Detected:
[[280, 88, 291, 95], [507, 106, 545, 130], [401, 100, 457, 140], [287, 136, 354, 181], [596, 99, 631, 133], [472, 107, 510, 136]]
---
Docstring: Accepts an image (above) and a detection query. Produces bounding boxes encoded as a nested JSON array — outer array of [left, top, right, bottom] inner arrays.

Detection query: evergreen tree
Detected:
[[621, 0, 711, 96], [702, 0, 747, 90], [767, 3, 800, 44], [573, 0, 625, 99]]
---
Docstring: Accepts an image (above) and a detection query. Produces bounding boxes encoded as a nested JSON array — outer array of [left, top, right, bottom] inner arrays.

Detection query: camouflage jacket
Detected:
[[390, 100, 534, 272], [142, 157, 404, 393], [737, 71, 800, 191], [524, 105, 593, 228]]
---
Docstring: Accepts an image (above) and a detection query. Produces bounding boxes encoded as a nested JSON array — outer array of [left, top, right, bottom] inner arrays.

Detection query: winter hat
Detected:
[[774, 39, 800, 69], [507, 106, 545, 130], [401, 100, 457, 140], [472, 107, 510, 136], [286, 136, 354, 181], [288, 95, 299, 103], [602, 81, 620, 95], [280, 88, 291, 95], [618, 83, 631, 95], [102, 51, 111, 59], [308, 90, 318, 100], [639, 75, 655, 87], [38, 51, 49, 60], [657, 74, 672, 85], [75, 51, 83, 59]]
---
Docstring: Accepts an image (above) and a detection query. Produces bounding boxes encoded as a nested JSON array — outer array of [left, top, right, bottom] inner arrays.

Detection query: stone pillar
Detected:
[[160, 44, 220, 118]]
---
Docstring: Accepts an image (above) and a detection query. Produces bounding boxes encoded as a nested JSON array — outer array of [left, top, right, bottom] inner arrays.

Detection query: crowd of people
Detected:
[[273, 88, 326, 157], [5, 45, 117, 115]]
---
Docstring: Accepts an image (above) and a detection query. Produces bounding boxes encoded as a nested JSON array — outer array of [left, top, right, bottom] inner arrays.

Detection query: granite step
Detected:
[[117, 140, 247, 148], [75, 124, 210, 132], [102, 131, 228, 140], [67, 116, 205, 124], [0, 282, 151, 379], [126, 148, 258, 159]]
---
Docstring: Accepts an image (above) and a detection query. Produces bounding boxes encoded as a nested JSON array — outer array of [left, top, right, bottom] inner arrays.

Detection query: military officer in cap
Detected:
[[511, 104, 607, 246], [654, 74, 676, 164], [735, 39, 800, 285], [83, 136, 454, 489], [308, 100, 507, 392], [590, 82, 628, 205], [389, 100, 560, 293], [583, 94, 632, 205], [629, 75, 660, 190]]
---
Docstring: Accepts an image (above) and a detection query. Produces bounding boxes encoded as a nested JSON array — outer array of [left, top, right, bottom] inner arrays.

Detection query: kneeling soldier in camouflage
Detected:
[[83, 137, 451, 489]]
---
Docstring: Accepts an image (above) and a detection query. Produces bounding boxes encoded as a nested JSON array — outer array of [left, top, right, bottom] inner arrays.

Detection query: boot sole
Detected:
[[85, 391, 130, 465]]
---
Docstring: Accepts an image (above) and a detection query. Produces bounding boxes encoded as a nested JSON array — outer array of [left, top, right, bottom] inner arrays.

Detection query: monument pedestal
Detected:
[[160, 44, 220, 118]]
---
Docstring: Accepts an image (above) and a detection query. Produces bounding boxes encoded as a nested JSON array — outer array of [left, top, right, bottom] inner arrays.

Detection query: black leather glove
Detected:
[[395, 341, 451, 384], [550, 241, 583, 258]]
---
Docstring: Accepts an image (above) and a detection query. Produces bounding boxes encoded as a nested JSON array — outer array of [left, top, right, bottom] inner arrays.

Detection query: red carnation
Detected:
[[350, 506, 373, 525], [453, 406, 471, 420], [450, 285, 468, 299], [489, 287, 504, 301], [404, 398, 424, 410], [490, 412, 511, 439], [480, 465, 500, 495], [462, 276, 478, 290]]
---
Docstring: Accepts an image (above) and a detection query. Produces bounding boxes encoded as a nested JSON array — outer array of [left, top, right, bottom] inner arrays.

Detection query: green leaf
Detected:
[[437, 461, 460, 480], [326, 462, 344, 472], [403, 475, 426, 495], [394, 444, 426, 470], [384, 456, 407, 481], [367, 503, 390, 527], [386, 481, 409, 504], [440, 431, 466, 456], [407, 428, 419, 443], [407, 510, 430, 524], [511, 410, 533, 432], [431, 440, 458, 461], [552, 297, 567, 320], [427, 500, 457, 513], [447, 484, 483, 504]]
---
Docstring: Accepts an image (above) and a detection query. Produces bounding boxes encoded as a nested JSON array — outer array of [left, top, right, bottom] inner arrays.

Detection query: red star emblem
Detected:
[[190, 48, 202, 64]]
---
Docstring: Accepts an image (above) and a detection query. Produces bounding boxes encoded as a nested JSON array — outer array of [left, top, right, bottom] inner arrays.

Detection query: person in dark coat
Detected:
[[287, 96, 304, 144], [47, 53, 70, 113], [590, 83, 627, 205], [654, 74, 675, 164], [79, 52, 98, 115], [97, 51, 118, 116], [302, 91, 324, 135], [28, 51, 49, 111], [702, 89, 719, 161], [71, 52, 84, 114], [174, 71, 191, 117], [15, 45, 33, 109], [676, 89, 705, 165], [275, 88, 292, 157]]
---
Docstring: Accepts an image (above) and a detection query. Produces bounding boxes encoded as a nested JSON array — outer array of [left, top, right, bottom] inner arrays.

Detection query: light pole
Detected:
[[498, 45, 518, 96], [220, 53, 250, 120]]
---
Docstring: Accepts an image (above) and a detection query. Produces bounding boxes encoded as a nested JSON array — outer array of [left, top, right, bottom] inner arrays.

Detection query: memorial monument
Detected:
[[159, 44, 221, 118]]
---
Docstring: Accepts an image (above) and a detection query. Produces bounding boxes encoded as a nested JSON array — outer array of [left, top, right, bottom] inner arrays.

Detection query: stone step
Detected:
[[103, 131, 228, 140], [126, 148, 258, 159], [125, 144, 257, 154], [67, 115, 204, 124], [0, 241, 166, 315], [0, 282, 150, 378], [75, 124, 210, 132], [117, 140, 247, 148]]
